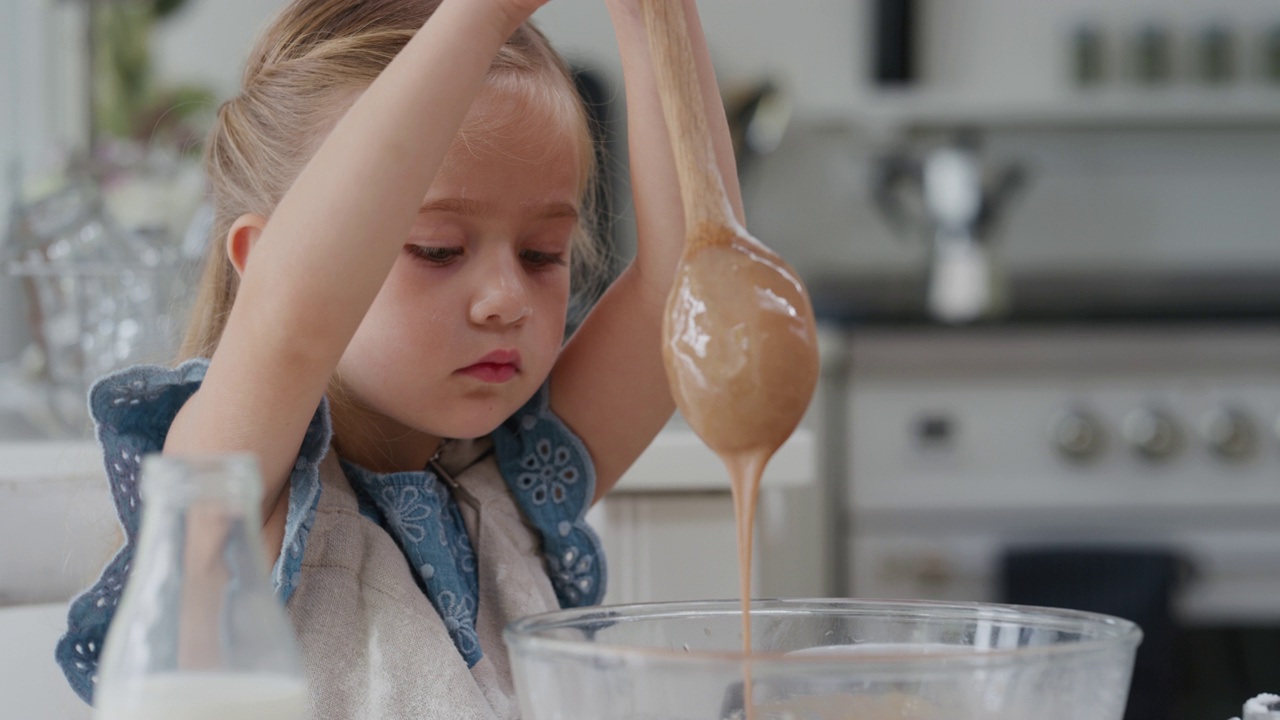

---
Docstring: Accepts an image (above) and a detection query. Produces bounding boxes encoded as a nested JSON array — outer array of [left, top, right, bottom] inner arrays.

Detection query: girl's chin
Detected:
[[427, 404, 521, 441], [410, 382, 541, 440]]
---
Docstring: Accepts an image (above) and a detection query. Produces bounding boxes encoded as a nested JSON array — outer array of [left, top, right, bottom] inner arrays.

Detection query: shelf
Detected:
[[851, 88, 1280, 132]]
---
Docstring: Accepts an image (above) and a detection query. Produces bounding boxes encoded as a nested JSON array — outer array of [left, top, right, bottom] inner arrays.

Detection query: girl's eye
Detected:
[[407, 245, 463, 265], [521, 249, 567, 269]]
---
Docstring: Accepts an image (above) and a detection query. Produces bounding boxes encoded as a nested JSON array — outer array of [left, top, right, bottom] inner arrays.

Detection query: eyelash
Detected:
[[520, 250, 568, 269], [407, 246, 463, 265], [405, 245, 568, 270]]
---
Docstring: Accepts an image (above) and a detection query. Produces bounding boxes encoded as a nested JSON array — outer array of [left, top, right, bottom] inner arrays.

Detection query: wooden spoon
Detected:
[[642, 0, 819, 467], [642, 5, 819, 705]]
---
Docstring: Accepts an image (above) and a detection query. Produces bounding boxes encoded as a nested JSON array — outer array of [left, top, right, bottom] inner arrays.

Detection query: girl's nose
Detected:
[[469, 254, 532, 326]]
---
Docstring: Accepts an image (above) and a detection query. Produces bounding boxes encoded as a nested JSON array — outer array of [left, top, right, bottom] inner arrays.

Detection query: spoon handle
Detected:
[[640, 0, 735, 240]]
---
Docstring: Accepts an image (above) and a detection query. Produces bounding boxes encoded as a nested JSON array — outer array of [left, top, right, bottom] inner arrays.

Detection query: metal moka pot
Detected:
[[873, 134, 1026, 324]]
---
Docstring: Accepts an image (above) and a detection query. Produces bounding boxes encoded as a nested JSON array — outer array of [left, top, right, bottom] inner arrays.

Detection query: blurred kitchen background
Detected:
[[3, 1, 1280, 719]]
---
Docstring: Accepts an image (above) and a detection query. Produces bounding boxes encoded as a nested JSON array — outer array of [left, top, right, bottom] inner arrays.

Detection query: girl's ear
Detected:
[[226, 213, 268, 276]]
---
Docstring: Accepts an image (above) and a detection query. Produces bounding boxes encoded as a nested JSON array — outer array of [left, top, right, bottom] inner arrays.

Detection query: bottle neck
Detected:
[[125, 455, 273, 671], [140, 454, 263, 511], [134, 453, 267, 579]]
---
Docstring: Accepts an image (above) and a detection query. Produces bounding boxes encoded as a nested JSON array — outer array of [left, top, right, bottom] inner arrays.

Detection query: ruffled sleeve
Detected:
[[492, 384, 607, 608], [54, 359, 332, 704]]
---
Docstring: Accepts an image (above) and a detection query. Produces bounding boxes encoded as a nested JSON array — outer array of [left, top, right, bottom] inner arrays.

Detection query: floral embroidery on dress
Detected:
[[436, 590, 480, 658], [378, 485, 433, 545], [517, 438, 580, 506], [343, 463, 483, 668], [546, 545, 596, 606], [448, 520, 477, 574], [495, 385, 606, 609]]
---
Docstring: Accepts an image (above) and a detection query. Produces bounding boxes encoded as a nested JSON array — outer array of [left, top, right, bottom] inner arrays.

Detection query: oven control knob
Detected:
[[1201, 408, 1256, 461], [1122, 407, 1181, 461], [1049, 409, 1105, 461]]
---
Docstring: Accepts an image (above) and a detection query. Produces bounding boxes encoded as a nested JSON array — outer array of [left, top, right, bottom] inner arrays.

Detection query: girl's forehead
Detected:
[[427, 94, 583, 204], [455, 80, 584, 157]]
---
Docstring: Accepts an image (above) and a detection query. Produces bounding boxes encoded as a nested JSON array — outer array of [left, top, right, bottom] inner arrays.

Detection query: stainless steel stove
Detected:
[[818, 321, 1280, 720]]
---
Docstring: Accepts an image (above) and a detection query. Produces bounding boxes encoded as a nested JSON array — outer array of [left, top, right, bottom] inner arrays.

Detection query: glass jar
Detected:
[[1196, 23, 1236, 85], [3, 148, 202, 435], [1070, 22, 1108, 88], [1265, 24, 1280, 85], [93, 455, 309, 720], [1131, 23, 1173, 86]]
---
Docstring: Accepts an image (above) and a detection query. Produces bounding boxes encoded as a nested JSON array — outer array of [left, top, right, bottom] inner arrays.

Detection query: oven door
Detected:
[[848, 519, 1280, 720]]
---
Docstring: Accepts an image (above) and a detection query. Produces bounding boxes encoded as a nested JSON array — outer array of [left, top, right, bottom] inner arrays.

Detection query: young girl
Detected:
[[56, 0, 746, 717]]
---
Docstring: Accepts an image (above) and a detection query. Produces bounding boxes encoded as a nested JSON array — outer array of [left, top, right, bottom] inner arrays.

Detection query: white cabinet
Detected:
[[593, 492, 746, 604]]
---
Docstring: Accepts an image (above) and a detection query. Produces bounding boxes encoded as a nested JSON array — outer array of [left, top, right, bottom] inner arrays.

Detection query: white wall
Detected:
[[151, 0, 291, 102]]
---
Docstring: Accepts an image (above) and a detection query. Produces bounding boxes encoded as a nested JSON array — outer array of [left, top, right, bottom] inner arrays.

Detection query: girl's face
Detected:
[[336, 83, 583, 463]]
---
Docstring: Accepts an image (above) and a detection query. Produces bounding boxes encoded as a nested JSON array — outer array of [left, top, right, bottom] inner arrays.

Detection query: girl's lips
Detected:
[[475, 349, 521, 367], [457, 349, 521, 383], [458, 363, 518, 383]]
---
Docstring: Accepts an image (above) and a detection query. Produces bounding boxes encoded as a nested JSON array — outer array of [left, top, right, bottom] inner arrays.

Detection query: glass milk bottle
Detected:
[[94, 455, 309, 720]]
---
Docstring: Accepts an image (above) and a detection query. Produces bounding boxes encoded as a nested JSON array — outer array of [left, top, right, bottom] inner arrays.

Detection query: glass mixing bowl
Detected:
[[505, 598, 1141, 720]]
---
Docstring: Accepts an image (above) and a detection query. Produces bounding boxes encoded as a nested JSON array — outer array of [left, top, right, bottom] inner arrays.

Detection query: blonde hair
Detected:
[[180, 0, 603, 362]]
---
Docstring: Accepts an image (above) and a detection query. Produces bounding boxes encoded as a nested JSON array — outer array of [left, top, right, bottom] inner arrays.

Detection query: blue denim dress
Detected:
[[55, 359, 606, 718]]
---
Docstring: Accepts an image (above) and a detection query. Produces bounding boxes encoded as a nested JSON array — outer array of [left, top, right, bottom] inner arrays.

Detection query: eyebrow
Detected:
[[531, 201, 580, 221], [418, 197, 579, 221]]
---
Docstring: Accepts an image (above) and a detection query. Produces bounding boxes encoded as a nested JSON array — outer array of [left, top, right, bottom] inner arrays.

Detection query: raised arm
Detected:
[[165, 0, 547, 562], [550, 0, 745, 502]]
